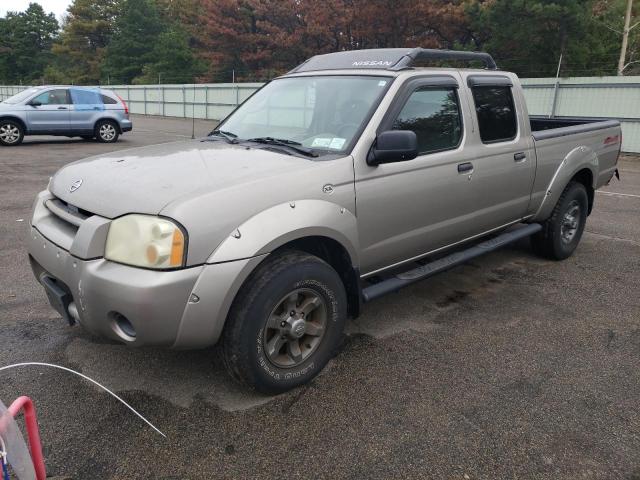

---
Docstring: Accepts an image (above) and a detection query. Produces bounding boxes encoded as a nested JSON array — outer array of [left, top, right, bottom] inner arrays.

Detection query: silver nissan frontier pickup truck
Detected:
[[27, 49, 621, 393]]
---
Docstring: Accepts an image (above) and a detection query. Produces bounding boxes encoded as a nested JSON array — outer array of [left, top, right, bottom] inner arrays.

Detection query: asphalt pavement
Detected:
[[1, 115, 639, 479]]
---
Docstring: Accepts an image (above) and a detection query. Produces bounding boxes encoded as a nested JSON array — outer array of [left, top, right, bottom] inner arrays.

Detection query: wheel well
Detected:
[[571, 168, 595, 215], [94, 118, 121, 133], [273, 236, 361, 319], [0, 116, 26, 133]]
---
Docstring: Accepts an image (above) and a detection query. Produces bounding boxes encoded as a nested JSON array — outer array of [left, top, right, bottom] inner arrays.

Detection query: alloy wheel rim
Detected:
[[100, 124, 116, 140], [561, 200, 581, 244], [0, 123, 19, 143], [262, 288, 328, 368]]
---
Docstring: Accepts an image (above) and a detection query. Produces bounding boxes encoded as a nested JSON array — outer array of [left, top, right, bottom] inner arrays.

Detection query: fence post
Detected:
[[205, 85, 209, 120], [550, 81, 560, 118], [182, 85, 186, 118]]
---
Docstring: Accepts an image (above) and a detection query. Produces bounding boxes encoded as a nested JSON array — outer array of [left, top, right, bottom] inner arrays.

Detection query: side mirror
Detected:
[[367, 130, 418, 166], [28, 100, 42, 107]]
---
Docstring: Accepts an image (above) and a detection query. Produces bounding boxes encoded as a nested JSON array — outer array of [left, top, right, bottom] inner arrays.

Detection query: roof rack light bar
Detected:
[[289, 48, 498, 74], [393, 48, 497, 71]]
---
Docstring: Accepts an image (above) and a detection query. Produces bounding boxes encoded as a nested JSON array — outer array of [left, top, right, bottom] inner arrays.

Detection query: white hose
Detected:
[[0, 362, 166, 438]]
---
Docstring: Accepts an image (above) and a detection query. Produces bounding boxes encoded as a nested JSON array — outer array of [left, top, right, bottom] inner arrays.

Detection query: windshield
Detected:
[[217, 75, 392, 155], [1, 88, 41, 104]]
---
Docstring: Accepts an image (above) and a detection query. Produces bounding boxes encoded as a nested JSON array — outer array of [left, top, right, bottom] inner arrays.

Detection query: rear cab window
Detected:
[[469, 77, 517, 143]]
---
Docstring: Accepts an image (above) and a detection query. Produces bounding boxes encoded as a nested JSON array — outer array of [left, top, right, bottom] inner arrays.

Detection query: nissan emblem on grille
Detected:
[[70, 179, 83, 192]]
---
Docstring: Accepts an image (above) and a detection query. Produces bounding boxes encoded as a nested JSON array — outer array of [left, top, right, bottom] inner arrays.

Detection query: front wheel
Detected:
[[531, 181, 588, 260], [0, 120, 24, 146], [95, 120, 120, 143], [221, 250, 347, 394]]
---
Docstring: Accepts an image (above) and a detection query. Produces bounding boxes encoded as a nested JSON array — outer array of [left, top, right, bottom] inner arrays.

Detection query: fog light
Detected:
[[110, 311, 136, 341]]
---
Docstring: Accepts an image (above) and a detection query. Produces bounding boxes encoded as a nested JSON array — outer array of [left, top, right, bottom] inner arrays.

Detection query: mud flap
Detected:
[[40, 275, 75, 325]]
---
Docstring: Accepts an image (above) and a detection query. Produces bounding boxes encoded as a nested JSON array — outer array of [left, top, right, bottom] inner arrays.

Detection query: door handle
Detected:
[[514, 152, 527, 162], [57, 106, 68, 110], [457, 162, 473, 173]]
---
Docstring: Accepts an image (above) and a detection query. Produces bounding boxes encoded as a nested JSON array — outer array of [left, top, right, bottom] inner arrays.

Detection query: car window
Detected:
[[218, 76, 391, 155], [391, 87, 462, 154], [32, 89, 69, 105], [471, 86, 517, 143], [100, 94, 118, 105], [70, 88, 102, 105], [1, 88, 41, 104]]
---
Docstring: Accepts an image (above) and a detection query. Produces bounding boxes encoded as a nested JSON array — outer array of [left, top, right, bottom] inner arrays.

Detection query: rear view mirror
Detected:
[[367, 130, 418, 166], [28, 100, 42, 107]]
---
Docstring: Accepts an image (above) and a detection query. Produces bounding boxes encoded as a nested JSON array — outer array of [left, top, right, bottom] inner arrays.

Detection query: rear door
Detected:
[[26, 88, 71, 133], [461, 74, 535, 230], [69, 88, 106, 134]]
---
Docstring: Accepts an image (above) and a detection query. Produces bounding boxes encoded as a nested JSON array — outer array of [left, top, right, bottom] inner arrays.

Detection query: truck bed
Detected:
[[530, 116, 620, 141], [527, 116, 621, 218]]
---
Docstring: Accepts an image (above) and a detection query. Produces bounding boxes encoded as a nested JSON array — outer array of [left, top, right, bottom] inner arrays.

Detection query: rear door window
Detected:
[[471, 86, 517, 143], [391, 87, 462, 154], [70, 88, 105, 111]]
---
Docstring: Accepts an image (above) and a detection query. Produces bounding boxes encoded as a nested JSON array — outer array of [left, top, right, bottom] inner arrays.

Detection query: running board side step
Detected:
[[361, 223, 542, 302]]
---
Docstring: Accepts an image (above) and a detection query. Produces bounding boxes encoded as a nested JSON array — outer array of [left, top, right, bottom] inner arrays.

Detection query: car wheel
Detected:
[[222, 250, 347, 394], [0, 120, 24, 146], [531, 181, 588, 260], [95, 120, 120, 143], [81, 135, 94, 141]]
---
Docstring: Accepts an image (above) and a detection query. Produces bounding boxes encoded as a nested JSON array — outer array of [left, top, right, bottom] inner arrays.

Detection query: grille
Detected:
[[45, 197, 93, 228]]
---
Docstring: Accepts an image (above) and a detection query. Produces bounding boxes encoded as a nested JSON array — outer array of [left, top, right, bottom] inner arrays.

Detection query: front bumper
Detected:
[[28, 224, 262, 349]]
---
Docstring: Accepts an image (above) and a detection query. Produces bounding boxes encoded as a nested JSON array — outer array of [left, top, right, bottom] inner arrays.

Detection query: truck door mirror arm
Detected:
[[367, 130, 418, 166]]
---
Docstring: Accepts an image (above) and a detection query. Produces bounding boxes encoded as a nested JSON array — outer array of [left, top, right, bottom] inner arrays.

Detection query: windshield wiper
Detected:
[[206, 129, 239, 144], [246, 137, 318, 158]]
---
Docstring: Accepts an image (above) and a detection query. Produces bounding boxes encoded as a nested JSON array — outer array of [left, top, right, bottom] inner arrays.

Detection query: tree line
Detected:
[[0, 0, 637, 86]]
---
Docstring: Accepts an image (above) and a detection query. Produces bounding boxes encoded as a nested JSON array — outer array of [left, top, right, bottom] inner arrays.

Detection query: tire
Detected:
[[221, 250, 347, 394], [0, 120, 24, 146], [81, 135, 94, 141], [531, 181, 588, 260], [95, 120, 120, 143]]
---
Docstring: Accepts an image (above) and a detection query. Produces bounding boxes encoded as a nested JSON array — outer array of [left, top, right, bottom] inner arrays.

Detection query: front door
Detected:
[[355, 75, 482, 275], [26, 88, 71, 133]]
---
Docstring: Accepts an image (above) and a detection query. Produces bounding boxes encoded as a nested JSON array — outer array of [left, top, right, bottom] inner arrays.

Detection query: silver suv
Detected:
[[0, 86, 132, 146]]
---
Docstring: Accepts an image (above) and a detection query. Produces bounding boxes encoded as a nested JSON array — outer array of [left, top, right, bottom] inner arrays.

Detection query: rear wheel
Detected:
[[95, 120, 119, 143], [531, 181, 588, 260], [221, 250, 347, 394], [0, 120, 24, 146]]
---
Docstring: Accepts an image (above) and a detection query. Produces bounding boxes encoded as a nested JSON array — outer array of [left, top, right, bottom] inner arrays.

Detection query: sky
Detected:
[[0, 0, 71, 21]]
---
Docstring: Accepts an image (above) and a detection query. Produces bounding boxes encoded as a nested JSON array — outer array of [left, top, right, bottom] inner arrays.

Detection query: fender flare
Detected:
[[532, 145, 598, 222], [206, 199, 360, 266]]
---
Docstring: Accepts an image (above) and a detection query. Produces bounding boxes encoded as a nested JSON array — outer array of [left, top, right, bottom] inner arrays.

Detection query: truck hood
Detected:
[[50, 140, 325, 218]]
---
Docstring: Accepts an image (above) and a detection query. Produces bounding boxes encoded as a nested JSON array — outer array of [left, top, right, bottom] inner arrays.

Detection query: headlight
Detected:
[[105, 215, 186, 269]]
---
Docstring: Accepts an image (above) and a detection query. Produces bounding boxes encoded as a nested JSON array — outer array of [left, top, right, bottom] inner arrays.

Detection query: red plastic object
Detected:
[[8, 397, 46, 480]]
